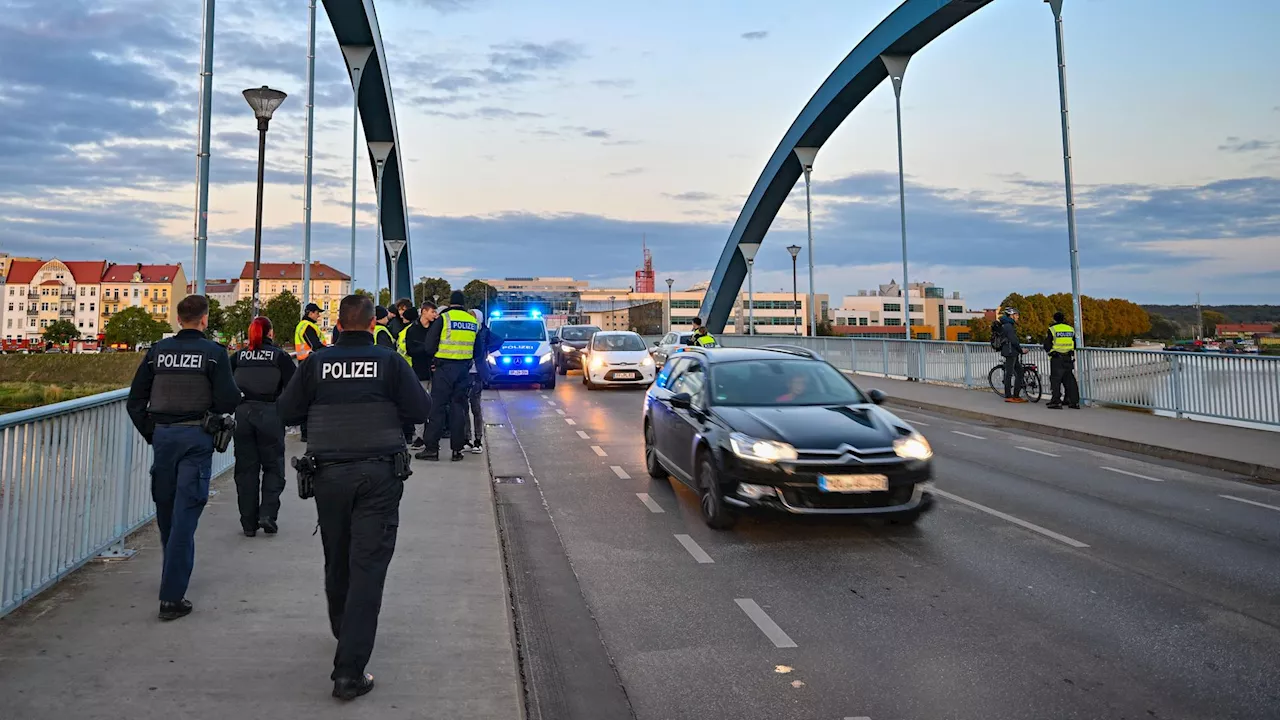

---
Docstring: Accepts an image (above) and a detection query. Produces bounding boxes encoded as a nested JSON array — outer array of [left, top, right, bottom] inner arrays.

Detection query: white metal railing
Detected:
[[652, 335, 1280, 429], [0, 390, 235, 617]]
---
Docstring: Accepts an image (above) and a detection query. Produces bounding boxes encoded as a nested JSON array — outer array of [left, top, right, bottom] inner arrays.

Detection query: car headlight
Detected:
[[729, 433, 798, 464], [590, 356, 605, 370], [565, 346, 578, 354], [539, 352, 552, 364], [641, 356, 654, 366], [893, 433, 933, 460], [487, 351, 499, 365]]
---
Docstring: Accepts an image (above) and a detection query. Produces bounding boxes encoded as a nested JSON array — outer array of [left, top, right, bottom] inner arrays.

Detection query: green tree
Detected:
[[264, 290, 301, 346], [206, 297, 226, 337], [43, 319, 81, 345], [462, 279, 497, 310], [354, 288, 374, 300], [815, 320, 835, 336], [223, 298, 253, 343], [1148, 313, 1182, 340], [105, 306, 166, 348], [413, 277, 451, 307], [966, 316, 993, 342], [1201, 310, 1227, 338]]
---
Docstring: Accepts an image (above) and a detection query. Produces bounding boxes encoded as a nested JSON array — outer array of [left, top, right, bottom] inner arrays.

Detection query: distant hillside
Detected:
[[1142, 305, 1280, 325]]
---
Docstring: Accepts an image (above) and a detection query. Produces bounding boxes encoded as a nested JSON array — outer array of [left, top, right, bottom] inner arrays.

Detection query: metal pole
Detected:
[[375, 163, 384, 303], [1048, 0, 1085, 349], [191, 0, 216, 295], [747, 259, 755, 336], [791, 254, 798, 335], [251, 122, 268, 317], [893, 89, 910, 341], [804, 168, 815, 336], [349, 70, 362, 294], [302, 0, 316, 307]]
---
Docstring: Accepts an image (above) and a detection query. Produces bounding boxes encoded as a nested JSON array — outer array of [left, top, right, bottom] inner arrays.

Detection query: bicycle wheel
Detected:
[[1022, 369, 1043, 403], [988, 365, 1006, 397]]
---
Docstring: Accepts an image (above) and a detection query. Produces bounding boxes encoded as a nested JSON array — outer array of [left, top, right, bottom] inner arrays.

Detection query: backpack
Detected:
[[989, 322, 1005, 351]]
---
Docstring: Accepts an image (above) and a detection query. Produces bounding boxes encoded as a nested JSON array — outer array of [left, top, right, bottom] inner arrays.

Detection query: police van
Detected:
[[485, 311, 559, 389]]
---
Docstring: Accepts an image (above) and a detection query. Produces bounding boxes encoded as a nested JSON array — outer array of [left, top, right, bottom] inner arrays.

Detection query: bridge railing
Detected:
[[0, 390, 235, 617], [659, 335, 1279, 429]]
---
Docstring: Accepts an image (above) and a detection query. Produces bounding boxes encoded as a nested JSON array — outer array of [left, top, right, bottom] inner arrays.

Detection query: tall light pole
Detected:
[[881, 54, 913, 340], [794, 147, 818, 335], [609, 295, 616, 329], [301, 0, 318, 307], [242, 86, 287, 318], [786, 245, 801, 335], [385, 239, 406, 307], [738, 241, 761, 336], [665, 277, 674, 331], [190, 0, 216, 295], [342, 46, 374, 294], [368, 142, 394, 302], [1046, 0, 1085, 349]]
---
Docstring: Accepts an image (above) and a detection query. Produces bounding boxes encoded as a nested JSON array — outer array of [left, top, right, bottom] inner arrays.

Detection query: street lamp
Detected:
[[786, 245, 801, 335], [881, 53, 913, 340], [609, 295, 616, 329], [738, 241, 761, 336], [242, 85, 288, 318], [665, 277, 674, 331], [191, 0, 215, 295], [1046, 0, 1085, 349], [384, 239, 406, 306], [301, 0, 319, 307], [368, 142, 394, 302], [342, 46, 374, 298], [794, 147, 819, 335]]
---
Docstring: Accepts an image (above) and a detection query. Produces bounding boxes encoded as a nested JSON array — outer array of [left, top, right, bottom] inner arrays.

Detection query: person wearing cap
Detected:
[[418, 290, 479, 461], [1042, 311, 1080, 409], [373, 306, 396, 350], [295, 303, 327, 361], [998, 307, 1028, 403]]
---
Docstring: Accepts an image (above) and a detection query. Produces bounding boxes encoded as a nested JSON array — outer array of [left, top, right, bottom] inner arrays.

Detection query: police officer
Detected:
[[295, 302, 326, 360], [230, 316, 296, 536], [1043, 311, 1081, 409], [126, 294, 240, 621], [419, 290, 478, 462], [686, 317, 718, 347], [277, 294, 430, 700], [373, 306, 396, 349]]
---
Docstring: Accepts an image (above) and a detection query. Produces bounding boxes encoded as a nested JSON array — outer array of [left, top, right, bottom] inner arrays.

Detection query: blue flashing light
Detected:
[[501, 356, 512, 365], [530, 309, 542, 318]]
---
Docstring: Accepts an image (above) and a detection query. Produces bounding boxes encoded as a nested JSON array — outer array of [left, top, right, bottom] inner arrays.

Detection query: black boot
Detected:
[[260, 518, 278, 535], [158, 598, 193, 621], [332, 673, 375, 701], [451, 450, 464, 461]]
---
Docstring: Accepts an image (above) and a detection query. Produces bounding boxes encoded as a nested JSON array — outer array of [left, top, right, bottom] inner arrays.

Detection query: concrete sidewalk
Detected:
[[858, 374, 1280, 482], [0, 435, 522, 719]]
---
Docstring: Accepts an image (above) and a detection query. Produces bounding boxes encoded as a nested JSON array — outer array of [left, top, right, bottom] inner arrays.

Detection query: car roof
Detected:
[[676, 346, 822, 364]]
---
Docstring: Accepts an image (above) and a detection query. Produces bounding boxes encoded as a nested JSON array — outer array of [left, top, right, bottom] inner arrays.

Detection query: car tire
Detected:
[[643, 421, 665, 478], [557, 362, 567, 376], [542, 374, 556, 390], [697, 451, 737, 530]]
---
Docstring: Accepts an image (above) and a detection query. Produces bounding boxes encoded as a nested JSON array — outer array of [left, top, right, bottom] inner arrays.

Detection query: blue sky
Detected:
[[1, 0, 1277, 307]]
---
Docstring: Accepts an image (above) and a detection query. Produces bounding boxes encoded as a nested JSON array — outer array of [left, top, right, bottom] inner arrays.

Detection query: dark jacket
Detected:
[[387, 315, 406, 339], [999, 316, 1022, 357], [404, 316, 434, 381], [375, 322, 396, 350], [229, 338, 297, 402], [126, 328, 241, 441]]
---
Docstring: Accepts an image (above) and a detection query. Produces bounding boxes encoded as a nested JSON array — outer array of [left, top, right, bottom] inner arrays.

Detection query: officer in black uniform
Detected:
[[126, 294, 240, 621], [230, 316, 296, 536], [277, 294, 430, 700]]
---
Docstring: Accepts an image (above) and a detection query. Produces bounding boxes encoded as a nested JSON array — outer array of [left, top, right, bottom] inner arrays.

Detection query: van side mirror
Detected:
[[868, 389, 887, 405]]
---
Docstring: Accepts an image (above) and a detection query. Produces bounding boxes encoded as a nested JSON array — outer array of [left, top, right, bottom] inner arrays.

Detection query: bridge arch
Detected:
[[698, 0, 995, 332], [320, 0, 413, 297]]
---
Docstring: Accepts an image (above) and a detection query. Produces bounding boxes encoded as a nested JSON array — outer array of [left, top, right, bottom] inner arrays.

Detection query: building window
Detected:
[[17, 303, 22, 311], [79, 303, 85, 311], [948, 305, 964, 314], [144, 288, 149, 297], [883, 303, 901, 312], [5, 319, 10, 328], [910, 318, 923, 326], [909, 304, 922, 313], [324, 284, 330, 295], [885, 318, 902, 326], [6, 303, 10, 311]]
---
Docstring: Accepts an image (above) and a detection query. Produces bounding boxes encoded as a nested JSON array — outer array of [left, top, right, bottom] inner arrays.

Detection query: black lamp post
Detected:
[[665, 277, 674, 331], [786, 244, 802, 335], [242, 85, 288, 317]]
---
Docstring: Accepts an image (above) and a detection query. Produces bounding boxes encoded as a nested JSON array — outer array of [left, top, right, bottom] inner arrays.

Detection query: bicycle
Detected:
[[988, 356, 1043, 403]]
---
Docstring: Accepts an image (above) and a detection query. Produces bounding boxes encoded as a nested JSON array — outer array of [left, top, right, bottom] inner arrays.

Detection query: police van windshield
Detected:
[[490, 319, 547, 342]]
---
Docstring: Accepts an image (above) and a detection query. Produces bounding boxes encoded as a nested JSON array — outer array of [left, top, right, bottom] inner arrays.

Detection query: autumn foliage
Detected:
[[995, 293, 1151, 348]]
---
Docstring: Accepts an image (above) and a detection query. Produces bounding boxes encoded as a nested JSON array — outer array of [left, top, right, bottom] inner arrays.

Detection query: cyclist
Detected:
[[998, 307, 1028, 403]]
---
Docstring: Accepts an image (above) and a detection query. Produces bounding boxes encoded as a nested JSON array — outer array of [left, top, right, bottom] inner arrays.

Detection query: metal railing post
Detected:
[[882, 339, 890, 377], [1170, 353, 1184, 420], [963, 343, 972, 388], [99, 430, 136, 560]]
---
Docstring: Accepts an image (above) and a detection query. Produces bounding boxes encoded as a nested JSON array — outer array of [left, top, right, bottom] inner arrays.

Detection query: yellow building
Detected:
[[2, 258, 107, 341], [100, 263, 188, 331], [237, 262, 352, 331]]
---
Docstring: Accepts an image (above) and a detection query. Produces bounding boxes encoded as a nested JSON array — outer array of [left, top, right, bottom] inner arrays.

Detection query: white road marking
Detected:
[[675, 534, 713, 562], [1221, 494, 1280, 513], [933, 488, 1090, 548], [610, 465, 630, 479], [576, 430, 590, 440], [546, 400, 556, 407], [591, 445, 608, 457], [951, 430, 986, 440], [1101, 466, 1164, 482], [539, 393, 547, 398], [735, 599, 797, 648], [636, 493, 664, 513], [565, 419, 577, 426], [1018, 446, 1060, 457], [907, 420, 930, 426], [845, 717, 872, 720], [555, 409, 565, 415]]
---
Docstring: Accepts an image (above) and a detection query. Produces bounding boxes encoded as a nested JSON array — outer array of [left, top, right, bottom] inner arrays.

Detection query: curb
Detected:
[[887, 396, 1280, 484]]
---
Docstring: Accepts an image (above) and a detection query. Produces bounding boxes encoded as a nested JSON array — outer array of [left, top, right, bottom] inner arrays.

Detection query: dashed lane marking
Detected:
[[951, 430, 986, 440], [576, 430, 590, 440], [735, 599, 797, 648], [1017, 446, 1060, 457], [1221, 494, 1280, 513], [565, 419, 577, 426], [1102, 466, 1164, 482], [637, 493, 664, 513], [611, 465, 630, 479], [933, 488, 1090, 548], [591, 445, 608, 457], [675, 534, 714, 563]]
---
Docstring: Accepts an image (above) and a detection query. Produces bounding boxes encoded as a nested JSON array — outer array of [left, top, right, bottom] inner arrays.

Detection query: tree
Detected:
[[264, 290, 301, 346], [1148, 313, 1182, 340], [354, 288, 374, 300], [105, 306, 166, 348], [223, 298, 253, 343], [966, 316, 993, 343], [815, 320, 835, 336], [43, 319, 81, 345], [206, 298, 226, 337], [378, 288, 391, 307], [462, 279, 497, 311], [1201, 310, 1227, 338], [413, 277, 452, 307]]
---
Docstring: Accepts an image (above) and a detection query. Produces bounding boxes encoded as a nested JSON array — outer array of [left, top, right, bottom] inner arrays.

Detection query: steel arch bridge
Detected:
[[698, 0, 997, 333], [321, 0, 413, 298]]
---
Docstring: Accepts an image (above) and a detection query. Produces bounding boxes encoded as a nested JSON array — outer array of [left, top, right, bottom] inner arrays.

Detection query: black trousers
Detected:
[[426, 360, 471, 453], [233, 401, 286, 530], [464, 373, 484, 445], [1049, 353, 1080, 406], [314, 460, 403, 681], [1003, 354, 1024, 398]]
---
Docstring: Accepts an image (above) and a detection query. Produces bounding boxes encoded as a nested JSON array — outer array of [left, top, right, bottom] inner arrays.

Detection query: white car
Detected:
[[582, 331, 656, 390], [651, 330, 695, 367]]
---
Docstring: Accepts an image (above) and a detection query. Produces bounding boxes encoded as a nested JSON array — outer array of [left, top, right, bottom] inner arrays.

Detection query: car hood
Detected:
[[590, 350, 651, 364], [713, 404, 909, 450], [560, 339, 590, 350], [495, 340, 548, 355]]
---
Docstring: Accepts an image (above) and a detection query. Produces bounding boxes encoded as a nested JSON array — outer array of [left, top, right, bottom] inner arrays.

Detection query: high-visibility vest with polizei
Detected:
[[397, 326, 412, 366], [695, 332, 717, 347], [437, 309, 479, 361], [373, 324, 394, 348], [294, 319, 322, 359], [1049, 323, 1076, 354]]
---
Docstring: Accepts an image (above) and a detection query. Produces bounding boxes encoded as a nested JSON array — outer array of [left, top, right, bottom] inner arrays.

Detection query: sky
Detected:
[[0, 0, 1277, 308]]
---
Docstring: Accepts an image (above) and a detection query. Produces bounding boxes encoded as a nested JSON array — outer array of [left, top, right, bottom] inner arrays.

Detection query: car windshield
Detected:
[[490, 319, 546, 341], [710, 359, 867, 407], [560, 326, 601, 341], [592, 334, 647, 352]]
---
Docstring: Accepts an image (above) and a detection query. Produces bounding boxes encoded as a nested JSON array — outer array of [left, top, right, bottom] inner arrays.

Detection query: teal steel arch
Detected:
[[699, 0, 995, 333], [320, 0, 413, 298]]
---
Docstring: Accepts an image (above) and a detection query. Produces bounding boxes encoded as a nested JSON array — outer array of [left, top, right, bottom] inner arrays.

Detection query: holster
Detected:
[[393, 449, 413, 481], [292, 454, 317, 499], [202, 412, 236, 453]]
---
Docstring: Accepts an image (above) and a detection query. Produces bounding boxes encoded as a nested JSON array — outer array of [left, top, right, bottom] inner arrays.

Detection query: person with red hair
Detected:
[[229, 316, 296, 536]]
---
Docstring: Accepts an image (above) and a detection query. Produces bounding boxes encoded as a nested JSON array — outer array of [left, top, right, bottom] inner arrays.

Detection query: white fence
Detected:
[[0, 390, 235, 617]]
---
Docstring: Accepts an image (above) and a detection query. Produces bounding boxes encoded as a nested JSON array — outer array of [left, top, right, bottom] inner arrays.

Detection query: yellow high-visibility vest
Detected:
[[1049, 323, 1076, 354], [437, 309, 479, 361], [373, 324, 393, 346], [294, 318, 322, 359], [397, 325, 412, 366], [695, 331, 717, 347]]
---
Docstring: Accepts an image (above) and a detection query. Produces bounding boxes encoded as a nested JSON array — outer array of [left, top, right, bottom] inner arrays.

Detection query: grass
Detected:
[[0, 382, 124, 414], [0, 352, 143, 385]]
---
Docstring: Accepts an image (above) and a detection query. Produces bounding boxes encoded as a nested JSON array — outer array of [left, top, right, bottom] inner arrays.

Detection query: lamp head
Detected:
[[242, 86, 288, 122], [786, 244, 802, 258]]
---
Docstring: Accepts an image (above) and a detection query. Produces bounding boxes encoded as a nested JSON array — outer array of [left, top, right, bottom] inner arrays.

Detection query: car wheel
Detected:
[[697, 451, 737, 530], [643, 421, 665, 478], [557, 361, 567, 376], [542, 374, 556, 390]]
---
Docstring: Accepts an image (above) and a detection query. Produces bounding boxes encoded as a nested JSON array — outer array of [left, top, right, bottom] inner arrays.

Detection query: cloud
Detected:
[[391, 0, 480, 11], [591, 78, 635, 89], [741, 31, 769, 41], [478, 40, 585, 85], [664, 191, 718, 202], [1218, 137, 1277, 153], [607, 167, 647, 178]]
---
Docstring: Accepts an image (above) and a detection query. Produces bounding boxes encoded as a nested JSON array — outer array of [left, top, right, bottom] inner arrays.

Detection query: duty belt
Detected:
[[158, 419, 204, 427]]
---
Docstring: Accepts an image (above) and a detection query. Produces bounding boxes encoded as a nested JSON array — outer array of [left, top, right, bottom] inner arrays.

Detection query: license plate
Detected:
[[818, 474, 888, 493], [613, 372, 637, 379], [508, 369, 529, 376]]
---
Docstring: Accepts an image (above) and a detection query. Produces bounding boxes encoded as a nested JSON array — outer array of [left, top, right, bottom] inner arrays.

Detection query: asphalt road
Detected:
[[497, 375, 1280, 720]]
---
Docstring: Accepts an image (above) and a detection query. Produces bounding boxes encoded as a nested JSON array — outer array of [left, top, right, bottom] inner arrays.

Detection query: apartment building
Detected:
[[2, 259, 107, 341], [101, 263, 188, 331], [238, 263, 352, 331], [831, 280, 983, 341], [580, 283, 829, 336]]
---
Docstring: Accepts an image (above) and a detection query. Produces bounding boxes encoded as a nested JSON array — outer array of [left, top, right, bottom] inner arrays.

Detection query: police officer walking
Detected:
[[126, 294, 241, 621], [1043, 311, 1081, 409], [419, 290, 478, 462], [230, 316, 296, 536], [686, 317, 718, 347], [277, 294, 430, 700]]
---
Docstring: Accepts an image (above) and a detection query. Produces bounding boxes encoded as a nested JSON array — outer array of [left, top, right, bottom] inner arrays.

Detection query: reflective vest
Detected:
[[437, 308, 479, 361], [294, 318, 322, 359], [1049, 323, 1076, 354], [694, 331, 717, 348], [373, 324, 394, 348], [397, 326, 412, 366]]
